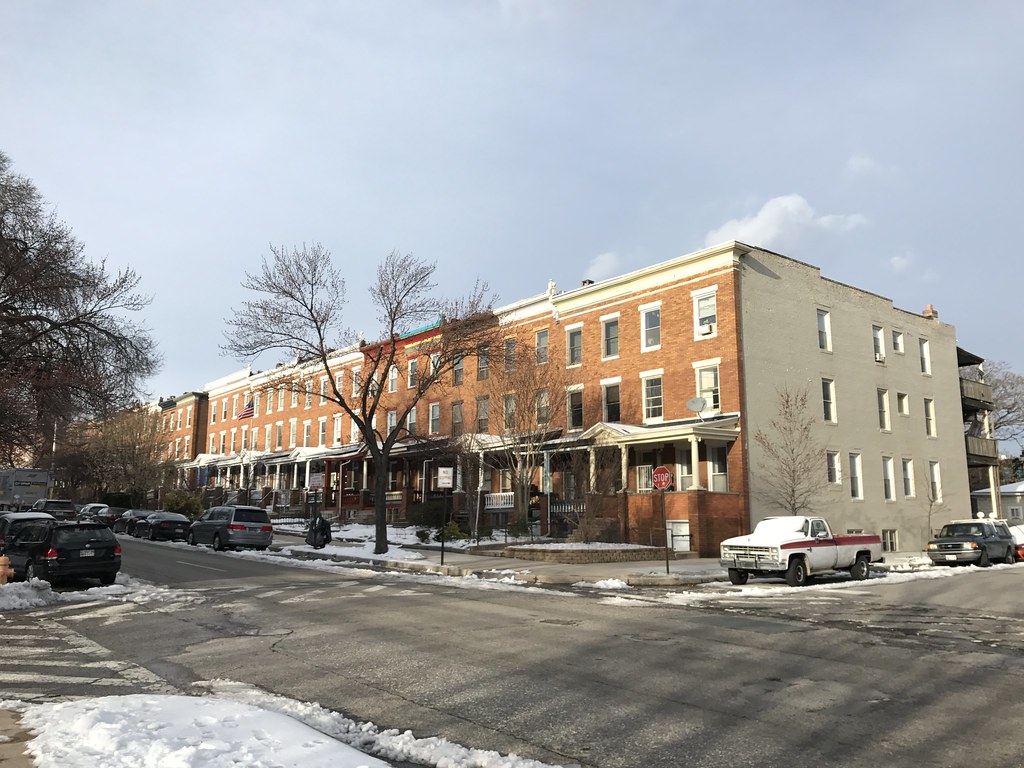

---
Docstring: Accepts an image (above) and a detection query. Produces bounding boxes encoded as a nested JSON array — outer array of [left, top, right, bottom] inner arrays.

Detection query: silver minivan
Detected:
[[187, 505, 273, 551]]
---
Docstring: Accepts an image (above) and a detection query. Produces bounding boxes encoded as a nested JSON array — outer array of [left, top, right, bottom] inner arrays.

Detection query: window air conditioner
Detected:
[[700, 323, 715, 336], [874, 352, 886, 363]]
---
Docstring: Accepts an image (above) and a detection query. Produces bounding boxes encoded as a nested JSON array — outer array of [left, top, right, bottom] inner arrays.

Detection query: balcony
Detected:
[[965, 434, 999, 466], [960, 377, 994, 412], [484, 491, 514, 509]]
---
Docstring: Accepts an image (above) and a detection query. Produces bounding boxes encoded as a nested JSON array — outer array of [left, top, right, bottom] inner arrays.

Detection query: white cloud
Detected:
[[704, 194, 866, 251], [888, 252, 913, 272], [584, 251, 622, 282], [846, 153, 883, 178]]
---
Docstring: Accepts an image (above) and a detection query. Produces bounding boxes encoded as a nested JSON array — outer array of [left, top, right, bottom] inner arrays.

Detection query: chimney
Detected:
[[581, 279, 595, 287], [922, 303, 939, 319]]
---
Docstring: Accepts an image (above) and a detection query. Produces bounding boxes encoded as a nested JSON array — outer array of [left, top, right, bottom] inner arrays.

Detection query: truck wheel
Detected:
[[850, 554, 871, 580], [785, 557, 808, 587], [978, 549, 991, 567], [728, 569, 749, 585], [1004, 548, 1016, 565]]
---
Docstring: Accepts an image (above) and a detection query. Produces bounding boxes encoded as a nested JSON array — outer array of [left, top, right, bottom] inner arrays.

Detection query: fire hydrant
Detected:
[[0, 555, 13, 585]]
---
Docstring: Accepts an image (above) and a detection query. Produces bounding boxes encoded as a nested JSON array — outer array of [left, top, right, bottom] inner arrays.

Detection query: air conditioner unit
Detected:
[[874, 352, 886, 363], [700, 323, 715, 336]]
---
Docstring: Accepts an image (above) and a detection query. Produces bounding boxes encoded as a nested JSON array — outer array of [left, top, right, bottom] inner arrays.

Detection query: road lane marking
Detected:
[[176, 560, 227, 571]]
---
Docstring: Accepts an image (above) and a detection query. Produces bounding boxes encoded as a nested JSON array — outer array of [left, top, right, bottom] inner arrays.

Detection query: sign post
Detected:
[[652, 465, 672, 575], [437, 467, 454, 566]]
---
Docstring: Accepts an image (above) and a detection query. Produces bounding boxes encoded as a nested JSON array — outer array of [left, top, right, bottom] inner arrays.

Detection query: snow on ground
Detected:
[[3, 679, 561, 768]]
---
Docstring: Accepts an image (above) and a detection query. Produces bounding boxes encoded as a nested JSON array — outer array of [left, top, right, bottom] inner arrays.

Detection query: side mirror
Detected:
[[815, 531, 829, 539]]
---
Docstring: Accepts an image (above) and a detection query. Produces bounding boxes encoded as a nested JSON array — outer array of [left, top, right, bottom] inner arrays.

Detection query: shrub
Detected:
[[434, 519, 469, 542], [161, 489, 203, 520]]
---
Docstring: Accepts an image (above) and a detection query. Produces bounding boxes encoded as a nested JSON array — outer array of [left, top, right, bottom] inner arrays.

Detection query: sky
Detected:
[[3, 1, 1023, 400], [0, 525, 1000, 767]]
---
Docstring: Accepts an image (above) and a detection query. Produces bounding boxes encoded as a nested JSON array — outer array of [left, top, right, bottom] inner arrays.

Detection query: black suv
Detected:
[[30, 498, 77, 521], [926, 519, 1016, 567], [6, 521, 121, 585]]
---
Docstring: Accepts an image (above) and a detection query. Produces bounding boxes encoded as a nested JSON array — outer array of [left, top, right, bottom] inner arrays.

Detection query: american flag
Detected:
[[236, 399, 254, 419]]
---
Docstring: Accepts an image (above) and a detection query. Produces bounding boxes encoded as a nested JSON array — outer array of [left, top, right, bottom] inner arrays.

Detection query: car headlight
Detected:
[[927, 543, 938, 550], [968, 542, 978, 549]]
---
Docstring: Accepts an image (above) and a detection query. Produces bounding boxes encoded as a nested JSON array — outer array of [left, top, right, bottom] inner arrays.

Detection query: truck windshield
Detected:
[[753, 518, 807, 535]]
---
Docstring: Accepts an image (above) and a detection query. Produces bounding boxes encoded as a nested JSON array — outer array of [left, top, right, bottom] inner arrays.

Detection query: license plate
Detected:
[[945, 554, 956, 560], [80, 549, 95, 557]]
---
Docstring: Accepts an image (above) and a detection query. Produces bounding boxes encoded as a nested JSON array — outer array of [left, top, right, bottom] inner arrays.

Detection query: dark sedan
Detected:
[[6, 520, 120, 585], [113, 509, 151, 535], [132, 512, 190, 541]]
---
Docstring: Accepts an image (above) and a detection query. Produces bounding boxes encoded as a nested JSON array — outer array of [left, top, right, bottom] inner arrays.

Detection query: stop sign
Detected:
[[652, 465, 672, 490]]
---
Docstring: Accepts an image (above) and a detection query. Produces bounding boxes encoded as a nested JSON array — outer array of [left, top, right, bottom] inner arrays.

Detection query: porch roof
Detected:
[[579, 413, 741, 446]]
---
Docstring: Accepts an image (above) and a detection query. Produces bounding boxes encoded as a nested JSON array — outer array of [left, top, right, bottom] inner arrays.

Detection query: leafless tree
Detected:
[[963, 360, 1024, 446], [0, 151, 159, 465], [752, 386, 828, 516], [478, 340, 580, 529], [223, 244, 496, 554], [84, 406, 173, 506]]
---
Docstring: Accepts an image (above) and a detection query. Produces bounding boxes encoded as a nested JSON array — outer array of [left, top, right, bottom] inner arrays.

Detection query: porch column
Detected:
[[588, 447, 596, 492], [619, 446, 628, 492], [361, 458, 369, 490], [456, 458, 464, 492], [690, 437, 704, 489], [304, 459, 311, 489]]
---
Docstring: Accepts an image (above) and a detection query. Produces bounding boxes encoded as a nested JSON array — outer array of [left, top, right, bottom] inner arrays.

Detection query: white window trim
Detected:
[[639, 301, 662, 352], [600, 375, 622, 386], [694, 363, 721, 415], [640, 369, 664, 424], [601, 312, 620, 361], [565, 322, 584, 368], [691, 286, 718, 341]]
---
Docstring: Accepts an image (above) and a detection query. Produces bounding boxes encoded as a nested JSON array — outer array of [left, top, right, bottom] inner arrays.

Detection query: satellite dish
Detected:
[[687, 397, 707, 413]]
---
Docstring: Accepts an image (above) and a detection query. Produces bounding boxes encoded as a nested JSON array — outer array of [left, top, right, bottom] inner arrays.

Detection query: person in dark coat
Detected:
[[306, 512, 332, 549]]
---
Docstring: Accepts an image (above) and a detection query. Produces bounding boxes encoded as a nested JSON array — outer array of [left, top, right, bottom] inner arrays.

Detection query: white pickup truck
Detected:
[[719, 516, 883, 587]]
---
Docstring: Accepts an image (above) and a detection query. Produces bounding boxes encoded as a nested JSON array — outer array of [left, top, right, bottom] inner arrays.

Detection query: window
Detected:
[[637, 464, 654, 493], [184, 436, 190, 458], [881, 529, 898, 553], [476, 397, 489, 432], [822, 378, 837, 423], [388, 366, 397, 393], [304, 382, 312, 408], [275, 423, 283, 449], [710, 445, 728, 491], [697, 365, 720, 411], [848, 453, 862, 499], [386, 410, 397, 433], [603, 382, 621, 422], [318, 419, 327, 447], [602, 316, 619, 359], [290, 384, 299, 408], [407, 359, 418, 388], [352, 367, 361, 397], [877, 389, 890, 430], [872, 325, 885, 361], [430, 353, 440, 376], [477, 345, 490, 380], [642, 373, 663, 422], [826, 451, 841, 485], [429, 402, 440, 434], [919, 338, 931, 374], [265, 388, 273, 414], [453, 355, 464, 385], [535, 388, 549, 424], [924, 398, 936, 437], [210, 436, 216, 453], [641, 304, 662, 350], [499, 469, 512, 493], [928, 461, 942, 502], [892, 330, 904, 354], [221, 399, 228, 420], [407, 406, 417, 435], [897, 392, 909, 416], [240, 429, 246, 451], [265, 425, 272, 450], [252, 393, 260, 418], [277, 385, 285, 410], [504, 338, 516, 371], [901, 458, 915, 497], [210, 405, 216, 425], [882, 456, 895, 500], [452, 401, 463, 436], [503, 395, 516, 430], [568, 387, 584, 430], [302, 421, 311, 448], [535, 330, 548, 364], [693, 290, 716, 338], [335, 372, 343, 395], [817, 309, 831, 351], [289, 419, 297, 448], [319, 378, 328, 404], [230, 429, 237, 452], [350, 418, 359, 444], [333, 414, 341, 445], [176, 410, 182, 430], [186, 405, 192, 427], [566, 326, 583, 366]]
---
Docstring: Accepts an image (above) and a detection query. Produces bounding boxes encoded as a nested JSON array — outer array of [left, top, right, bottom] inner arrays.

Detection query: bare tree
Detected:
[[963, 360, 1024, 446], [223, 244, 496, 554], [85, 406, 172, 506], [479, 339, 580, 530], [752, 386, 827, 516], [0, 151, 160, 465]]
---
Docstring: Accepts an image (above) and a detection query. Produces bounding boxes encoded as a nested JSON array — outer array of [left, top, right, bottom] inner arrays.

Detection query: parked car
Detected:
[[188, 505, 273, 551], [132, 512, 190, 541], [91, 506, 125, 527], [926, 519, 1016, 566], [77, 503, 109, 523], [1008, 524, 1024, 562], [0, 511, 55, 554], [5, 520, 120, 585], [112, 509, 151, 535], [30, 498, 77, 521]]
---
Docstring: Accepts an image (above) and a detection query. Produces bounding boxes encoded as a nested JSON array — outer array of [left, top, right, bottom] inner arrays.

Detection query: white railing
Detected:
[[637, 465, 653, 493], [484, 491, 515, 509]]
